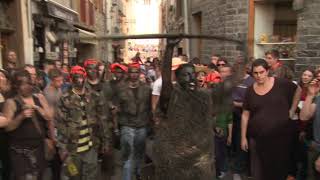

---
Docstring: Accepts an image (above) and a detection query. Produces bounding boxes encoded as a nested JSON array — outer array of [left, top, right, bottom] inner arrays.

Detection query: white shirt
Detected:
[[152, 77, 162, 96]]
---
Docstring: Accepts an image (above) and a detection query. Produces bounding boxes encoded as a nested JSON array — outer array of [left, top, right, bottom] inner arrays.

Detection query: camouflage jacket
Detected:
[[56, 87, 111, 154]]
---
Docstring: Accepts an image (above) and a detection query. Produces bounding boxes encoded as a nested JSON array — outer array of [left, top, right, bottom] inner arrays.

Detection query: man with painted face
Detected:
[[107, 63, 128, 115], [83, 59, 115, 177], [83, 59, 107, 93], [2, 69, 53, 180], [56, 66, 111, 180], [153, 39, 215, 180], [115, 63, 151, 180]]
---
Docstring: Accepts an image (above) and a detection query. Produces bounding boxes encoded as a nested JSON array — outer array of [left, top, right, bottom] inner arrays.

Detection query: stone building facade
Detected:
[[161, 0, 320, 73], [295, 0, 320, 74], [0, 0, 122, 68], [189, 0, 248, 63]]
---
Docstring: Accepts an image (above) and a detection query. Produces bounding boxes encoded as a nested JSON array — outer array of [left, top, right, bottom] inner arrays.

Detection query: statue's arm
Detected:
[[159, 38, 181, 114]]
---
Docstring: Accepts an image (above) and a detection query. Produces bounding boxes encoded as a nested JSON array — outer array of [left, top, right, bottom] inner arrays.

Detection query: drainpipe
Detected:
[[183, 0, 190, 59]]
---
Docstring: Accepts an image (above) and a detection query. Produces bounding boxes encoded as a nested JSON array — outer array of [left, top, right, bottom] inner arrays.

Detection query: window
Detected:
[[80, 0, 95, 26], [94, 0, 105, 13], [176, 0, 183, 19]]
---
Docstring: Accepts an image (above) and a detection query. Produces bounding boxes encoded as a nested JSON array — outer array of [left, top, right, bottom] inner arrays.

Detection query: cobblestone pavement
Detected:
[[98, 139, 252, 180]]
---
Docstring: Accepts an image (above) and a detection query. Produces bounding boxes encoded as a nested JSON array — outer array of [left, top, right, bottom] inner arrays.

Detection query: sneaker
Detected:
[[233, 173, 242, 180], [217, 171, 226, 179]]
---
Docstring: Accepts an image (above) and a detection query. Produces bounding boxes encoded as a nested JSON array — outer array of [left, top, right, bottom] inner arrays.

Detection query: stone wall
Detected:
[[190, 0, 249, 63], [295, 0, 320, 74]]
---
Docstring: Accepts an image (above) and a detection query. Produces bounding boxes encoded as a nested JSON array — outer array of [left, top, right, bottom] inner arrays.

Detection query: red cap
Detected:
[[84, 59, 99, 68], [128, 62, 140, 69], [110, 63, 128, 73], [70, 65, 87, 78], [205, 71, 221, 83]]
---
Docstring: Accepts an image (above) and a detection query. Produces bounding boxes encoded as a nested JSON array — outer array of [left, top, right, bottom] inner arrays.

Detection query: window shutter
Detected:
[[89, 1, 95, 26], [80, 0, 86, 23]]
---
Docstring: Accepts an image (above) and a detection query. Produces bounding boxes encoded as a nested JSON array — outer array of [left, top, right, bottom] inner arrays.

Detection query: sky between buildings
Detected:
[[134, 0, 160, 45]]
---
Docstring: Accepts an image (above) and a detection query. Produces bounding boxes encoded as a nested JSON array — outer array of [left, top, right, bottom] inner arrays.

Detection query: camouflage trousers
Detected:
[[61, 148, 98, 180]]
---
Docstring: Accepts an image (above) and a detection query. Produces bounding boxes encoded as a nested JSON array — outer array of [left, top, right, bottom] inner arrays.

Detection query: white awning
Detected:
[[77, 28, 97, 45]]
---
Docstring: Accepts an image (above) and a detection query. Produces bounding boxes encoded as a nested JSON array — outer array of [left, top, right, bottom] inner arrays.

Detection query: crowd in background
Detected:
[[0, 49, 319, 180]]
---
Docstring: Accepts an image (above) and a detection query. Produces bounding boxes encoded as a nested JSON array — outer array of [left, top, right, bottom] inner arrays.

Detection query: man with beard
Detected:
[[3, 69, 53, 180], [115, 63, 152, 180], [153, 39, 214, 180], [57, 66, 111, 180]]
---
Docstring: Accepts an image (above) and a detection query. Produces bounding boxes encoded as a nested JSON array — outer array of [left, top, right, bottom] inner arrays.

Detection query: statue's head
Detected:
[[175, 63, 197, 91]]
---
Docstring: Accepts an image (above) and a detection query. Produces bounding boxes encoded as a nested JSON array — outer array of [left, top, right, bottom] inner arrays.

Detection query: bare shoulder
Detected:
[[3, 98, 17, 113]]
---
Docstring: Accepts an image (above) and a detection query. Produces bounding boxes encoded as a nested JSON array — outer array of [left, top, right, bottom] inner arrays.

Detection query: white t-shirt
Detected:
[[152, 77, 162, 96]]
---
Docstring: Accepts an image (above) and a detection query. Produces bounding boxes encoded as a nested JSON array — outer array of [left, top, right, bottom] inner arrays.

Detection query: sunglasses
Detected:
[[217, 63, 226, 66]]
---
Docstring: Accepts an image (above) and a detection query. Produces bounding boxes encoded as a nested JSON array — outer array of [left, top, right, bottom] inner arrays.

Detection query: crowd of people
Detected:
[[0, 48, 319, 180]]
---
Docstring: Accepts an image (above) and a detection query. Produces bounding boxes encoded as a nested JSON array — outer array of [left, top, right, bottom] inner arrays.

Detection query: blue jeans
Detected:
[[120, 126, 147, 180]]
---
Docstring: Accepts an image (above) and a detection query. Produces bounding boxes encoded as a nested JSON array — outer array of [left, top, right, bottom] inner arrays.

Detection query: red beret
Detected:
[[70, 65, 87, 78], [110, 63, 128, 73], [128, 63, 140, 72], [205, 71, 221, 83], [84, 59, 98, 68]]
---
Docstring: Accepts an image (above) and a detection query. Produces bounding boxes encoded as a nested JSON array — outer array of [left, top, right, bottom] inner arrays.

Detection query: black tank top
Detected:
[[9, 95, 47, 148]]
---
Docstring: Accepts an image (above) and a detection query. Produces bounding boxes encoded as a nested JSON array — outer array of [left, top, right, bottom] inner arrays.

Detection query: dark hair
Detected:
[[252, 59, 270, 71], [217, 57, 229, 65], [175, 63, 195, 77], [265, 49, 280, 59], [212, 54, 221, 58], [208, 63, 218, 71], [6, 50, 16, 56], [12, 69, 32, 90], [191, 57, 200, 65], [0, 69, 11, 81], [23, 64, 35, 70], [48, 68, 63, 80]]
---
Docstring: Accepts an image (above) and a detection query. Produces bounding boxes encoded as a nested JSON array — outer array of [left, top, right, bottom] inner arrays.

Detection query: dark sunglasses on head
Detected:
[[217, 64, 226, 66]]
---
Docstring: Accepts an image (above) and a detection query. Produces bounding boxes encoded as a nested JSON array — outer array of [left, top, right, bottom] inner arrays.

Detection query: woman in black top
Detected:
[[241, 59, 297, 180], [0, 69, 11, 180]]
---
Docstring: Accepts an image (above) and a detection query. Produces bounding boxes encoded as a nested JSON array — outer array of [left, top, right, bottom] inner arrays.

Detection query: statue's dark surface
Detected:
[[153, 39, 215, 180]]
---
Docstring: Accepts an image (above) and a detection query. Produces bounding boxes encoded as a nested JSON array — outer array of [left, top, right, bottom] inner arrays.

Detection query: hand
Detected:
[[227, 135, 232, 146], [315, 156, 320, 173], [167, 38, 182, 47], [113, 128, 120, 136], [111, 106, 118, 116], [102, 145, 112, 155], [241, 137, 249, 152], [214, 127, 224, 137], [59, 150, 69, 162], [22, 108, 34, 119], [289, 109, 296, 120], [153, 117, 160, 126], [307, 79, 320, 97]]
